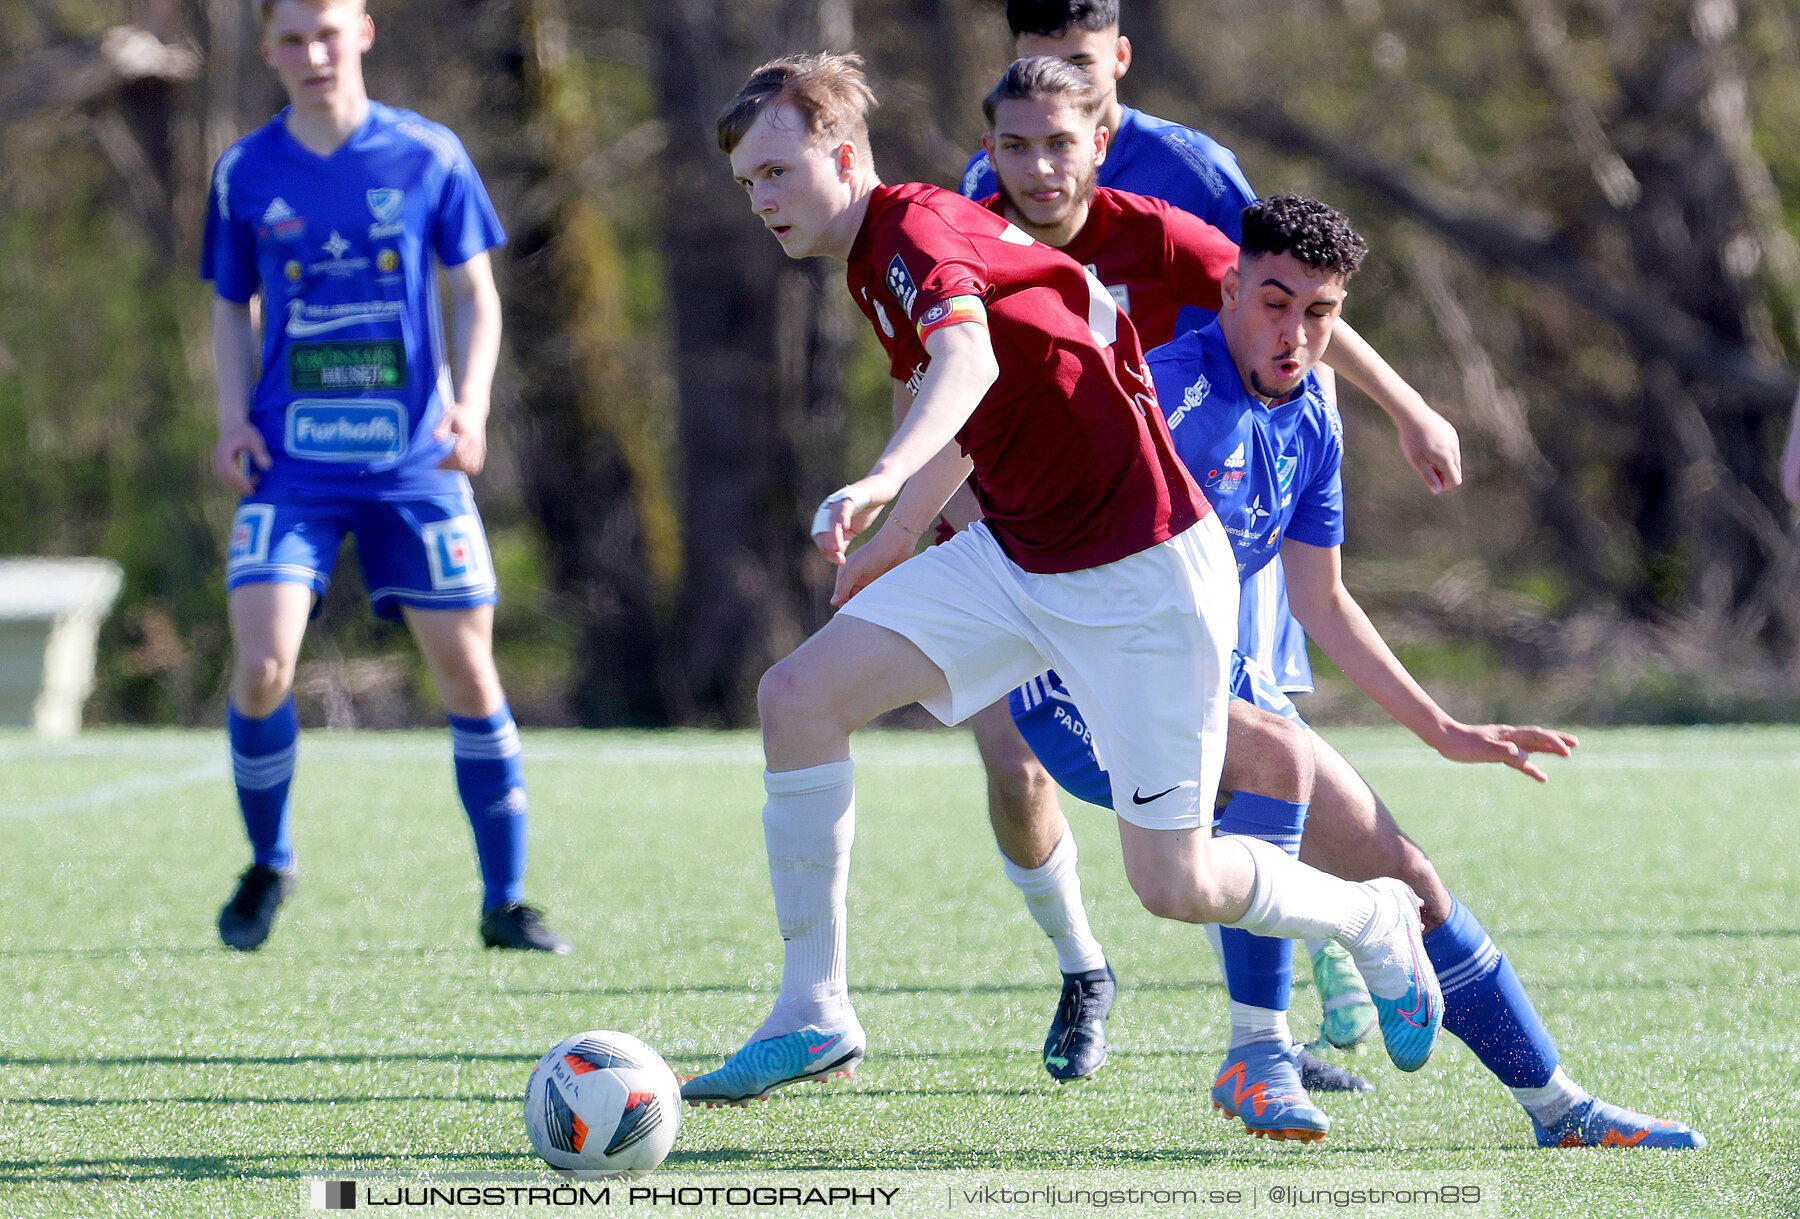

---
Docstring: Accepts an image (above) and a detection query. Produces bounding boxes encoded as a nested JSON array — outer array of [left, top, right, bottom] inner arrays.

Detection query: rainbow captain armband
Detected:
[[916, 295, 988, 343]]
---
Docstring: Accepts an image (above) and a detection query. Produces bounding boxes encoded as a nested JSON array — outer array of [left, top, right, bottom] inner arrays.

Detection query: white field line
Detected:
[[0, 760, 227, 819], [0, 735, 986, 768]]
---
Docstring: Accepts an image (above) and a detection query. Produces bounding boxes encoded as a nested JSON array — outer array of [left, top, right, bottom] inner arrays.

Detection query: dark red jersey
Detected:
[[981, 187, 1239, 350], [845, 182, 1205, 574]]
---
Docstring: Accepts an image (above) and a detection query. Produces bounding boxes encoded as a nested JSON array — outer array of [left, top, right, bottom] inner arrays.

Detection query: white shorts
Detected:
[[838, 517, 1237, 829]]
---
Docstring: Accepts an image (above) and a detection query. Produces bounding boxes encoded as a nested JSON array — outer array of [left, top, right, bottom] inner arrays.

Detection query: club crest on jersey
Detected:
[[367, 188, 406, 239], [1275, 455, 1298, 507], [367, 189, 404, 222], [423, 516, 494, 590], [885, 255, 918, 317]]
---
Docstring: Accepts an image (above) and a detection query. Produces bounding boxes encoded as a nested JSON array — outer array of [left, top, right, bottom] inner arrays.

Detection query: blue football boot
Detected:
[[1532, 1096, 1707, 1149], [1211, 1042, 1331, 1142], [680, 1016, 865, 1107]]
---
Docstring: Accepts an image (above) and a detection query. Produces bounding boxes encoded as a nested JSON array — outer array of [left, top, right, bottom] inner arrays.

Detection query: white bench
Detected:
[[0, 558, 124, 736]]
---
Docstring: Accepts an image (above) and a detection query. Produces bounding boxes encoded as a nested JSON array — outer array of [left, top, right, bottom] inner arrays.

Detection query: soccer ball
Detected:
[[524, 1031, 681, 1176]]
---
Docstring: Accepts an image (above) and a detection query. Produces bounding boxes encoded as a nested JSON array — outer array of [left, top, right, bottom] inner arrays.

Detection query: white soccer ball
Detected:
[[524, 1031, 681, 1176]]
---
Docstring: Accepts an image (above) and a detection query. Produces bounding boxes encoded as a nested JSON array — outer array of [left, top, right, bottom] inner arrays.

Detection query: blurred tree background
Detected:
[[2, 0, 1797, 729]]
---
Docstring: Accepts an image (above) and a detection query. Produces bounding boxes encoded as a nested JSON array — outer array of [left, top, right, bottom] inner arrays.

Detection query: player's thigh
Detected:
[[967, 696, 1043, 777], [225, 497, 345, 677], [760, 613, 952, 737], [227, 581, 315, 673], [403, 603, 503, 718], [352, 492, 497, 624], [1219, 655, 1314, 800]]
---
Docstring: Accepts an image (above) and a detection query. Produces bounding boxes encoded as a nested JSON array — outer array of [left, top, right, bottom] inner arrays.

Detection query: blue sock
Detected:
[[449, 705, 528, 910], [1424, 894, 1561, 1088], [228, 698, 298, 871], [1216, 792, 1309, 1011]]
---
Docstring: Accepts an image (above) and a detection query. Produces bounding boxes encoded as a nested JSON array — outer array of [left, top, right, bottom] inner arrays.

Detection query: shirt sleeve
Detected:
[[1156, 129, 1257, 242], [959, 151, 997, 201], [1161, 204, 1239, 315], [430, 131, 507, 268], [880, 208, 989, 331], [1283, 400, 1346, 548], [200, 148, 259, 303]]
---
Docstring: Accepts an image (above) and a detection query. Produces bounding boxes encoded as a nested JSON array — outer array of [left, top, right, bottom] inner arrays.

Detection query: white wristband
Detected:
[[811, 485, 874, 537]]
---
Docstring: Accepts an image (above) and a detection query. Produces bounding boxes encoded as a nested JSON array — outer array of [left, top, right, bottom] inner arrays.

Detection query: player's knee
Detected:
[[234, 652, 294, 712], [1131, 877, 1208, 923], [1126, 860, 1220, 924], [986, 755, 1054, 827], [758, 655, 823, 732], [435, 657, 503, 717], [1394, 843, 1450, 928]]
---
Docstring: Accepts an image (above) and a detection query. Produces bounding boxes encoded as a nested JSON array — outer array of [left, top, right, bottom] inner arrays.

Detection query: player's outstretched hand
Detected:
[[811, 478, 893, 566], [1438, 722, 1579, 782], [1398, 406, 1462, 494], [213, 420, 271, 494], [435, 399, 490, 475]]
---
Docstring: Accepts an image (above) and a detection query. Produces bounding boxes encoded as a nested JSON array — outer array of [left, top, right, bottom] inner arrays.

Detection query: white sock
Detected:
[[1200, 923, 1295, 1049], [754, 760, 856, 1039], [1001, 831, 1106, 975], [1224, 835, 1380, 944], [1511, 1067, 1587, 1125], [1228, 1001, 1293, 1050]]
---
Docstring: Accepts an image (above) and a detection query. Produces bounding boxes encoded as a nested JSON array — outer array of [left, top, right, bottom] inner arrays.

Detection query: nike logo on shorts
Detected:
[[1131, 784, 1181, 805]]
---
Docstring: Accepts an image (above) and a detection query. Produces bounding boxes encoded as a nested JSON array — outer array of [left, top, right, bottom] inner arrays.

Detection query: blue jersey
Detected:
[[961, 105, 1256, 335], [202, 101, 505, 500], [1150, 322, 1345, 585]]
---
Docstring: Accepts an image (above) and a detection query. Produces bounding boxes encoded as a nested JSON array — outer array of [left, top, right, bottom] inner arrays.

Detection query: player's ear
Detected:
[[1093, 123, 1110, 166], [834, 141, 856, 179], [980, 132, 995, 160], [1113, 34, 1132, 82], [359, 12, 374, 52], [1221, 263, 1240, 309]]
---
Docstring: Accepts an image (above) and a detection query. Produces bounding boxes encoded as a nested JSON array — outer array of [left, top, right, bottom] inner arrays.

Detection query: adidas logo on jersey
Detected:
[[1224, 442, 1246, 469], [261, 196, 306, 240]]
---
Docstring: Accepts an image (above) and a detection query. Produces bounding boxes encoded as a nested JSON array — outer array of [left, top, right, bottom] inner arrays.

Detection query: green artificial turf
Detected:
[[1, 726, 1795, 1217]]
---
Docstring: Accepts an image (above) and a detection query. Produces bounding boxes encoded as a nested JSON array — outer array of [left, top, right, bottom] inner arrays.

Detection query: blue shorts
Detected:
[[226, 488, 498, 622], [1009, 654, 1308, 811]]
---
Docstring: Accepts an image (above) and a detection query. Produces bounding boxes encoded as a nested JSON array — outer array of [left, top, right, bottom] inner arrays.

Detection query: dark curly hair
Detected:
[[1006, 0, 1118, 37], [1239, 194, 1367, 279]]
